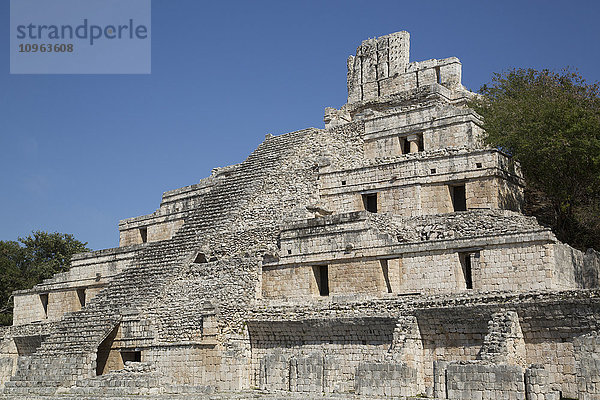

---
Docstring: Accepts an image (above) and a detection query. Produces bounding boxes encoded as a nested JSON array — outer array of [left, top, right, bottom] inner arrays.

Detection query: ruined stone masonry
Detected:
[[1, 31, 600, 399]]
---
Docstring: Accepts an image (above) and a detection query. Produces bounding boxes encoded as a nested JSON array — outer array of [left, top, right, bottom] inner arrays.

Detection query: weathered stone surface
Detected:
[[2, 30, 600, 400]]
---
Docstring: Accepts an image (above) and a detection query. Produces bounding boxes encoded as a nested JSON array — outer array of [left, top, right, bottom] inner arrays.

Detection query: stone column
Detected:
[[407, 134, 420, 153], [525, 365, 559, 400], [433, 360, 449, 399]]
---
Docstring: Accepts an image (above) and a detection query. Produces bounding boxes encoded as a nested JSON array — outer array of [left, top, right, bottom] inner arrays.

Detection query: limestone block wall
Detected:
[[321, 148, 520, 191], [525, 365, 558, 400], [355, 362, 418, 397], [145, 345, 247, 390], [250, 291, 600, 397], [446, 362, 526, 400], [383, 58, 462, 96], [407, 58, 463, 91], [262, 259, 400, 299], [552, 243, 586, 289], [466, 177, 520, 210], [323, 176, 517, 216], [497, 176, 525, 211], [12, 245, 138, 325], [347, 31, 410, 103], [379, 185, 424, 215], [478, 310, 527, 367], [12, 294, 46, 325], [257, 351, 348, 393], [119, 219, 184, 246], [400, 251, 464, 293], [330, 260, 391, 295], [272, 210, 586, 298], [400, 241, 578, 294], [517, 300, 600, 398], [366, 116, 481, 156], [268, 248, 516, 298], [0, 328, 17, 388], [346, 31, 464, 103], [319, 149, 523, 216], [583, 249, 600, 288], [362, 106, 482, 158], [45, 290, 83, 321], [574, 332, 600, 400], [419, 184, 453, 214], [278, 212, 395, 261], [479, 242, 590, 292], [529, 340, 577, 397], [248, 319, 395, 393], [439, 362, 557, 400], [363, 103, 445, 143], [417, 311, 489, 387], [478, 243, 555, 291], [262, 264, 315, 299]]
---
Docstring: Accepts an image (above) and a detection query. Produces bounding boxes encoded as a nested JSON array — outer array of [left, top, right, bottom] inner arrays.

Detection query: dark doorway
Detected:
[[380, 260, 393, 293], [400, 137, 410, 154], [121, 350, 142, 364], [39, 293, 48, 318], [313, 265, 329, 296], [362, 193, 378, 213], [459, 252, 473, 290], [76, 288, 86, 308], [139, 227, 148, 243], [450, 185, 467, 211], [96, 324, 119, 375]]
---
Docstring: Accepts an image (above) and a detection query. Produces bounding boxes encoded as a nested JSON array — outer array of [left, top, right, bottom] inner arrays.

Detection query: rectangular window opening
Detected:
[[435, 66, 441, 84], [341, 180, 346, 186], [362, 193, 378, 213], [380, 260, 393, 293], [121, 350, 141, 364], [476, 162, 483, 168], [459, 252, 479, 290], [313, 265, 329, 296], [400, 137, 410, 154], [39, 293, 48, 318], [76, 288, 86, 308], [450, 184, 467, 212], [400, 134, 424, 153], [459, 253, 473, 290], [430, 168, 437, 174], [139, 227, 148, 243]]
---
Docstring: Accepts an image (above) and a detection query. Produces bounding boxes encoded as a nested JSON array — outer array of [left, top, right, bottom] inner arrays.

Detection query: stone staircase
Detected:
[[3, 128, 320, 395]]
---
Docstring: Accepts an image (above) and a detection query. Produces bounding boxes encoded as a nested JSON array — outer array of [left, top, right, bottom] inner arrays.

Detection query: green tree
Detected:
[[0, 231, 90, 325], [0, 241, 27, 325], [470, 68, 600, 250]]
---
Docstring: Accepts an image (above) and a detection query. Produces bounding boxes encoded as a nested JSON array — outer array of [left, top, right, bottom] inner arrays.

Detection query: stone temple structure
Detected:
[[1, 31, 600, 400]]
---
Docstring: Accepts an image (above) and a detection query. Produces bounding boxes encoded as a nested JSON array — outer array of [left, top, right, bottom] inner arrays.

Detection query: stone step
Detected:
[[6, 127, 316, 387]]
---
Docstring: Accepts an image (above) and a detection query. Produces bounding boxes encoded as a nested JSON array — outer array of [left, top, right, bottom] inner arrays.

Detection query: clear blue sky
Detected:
[[1, 0, 599, 250]]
